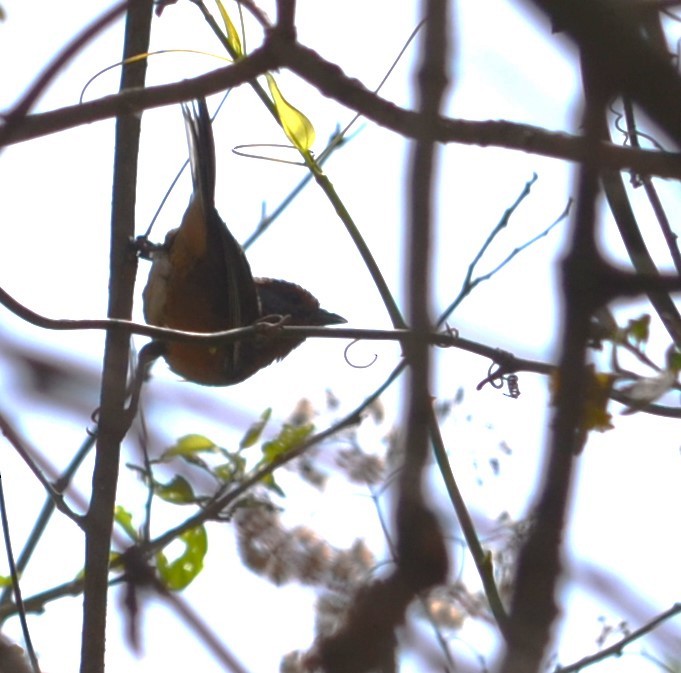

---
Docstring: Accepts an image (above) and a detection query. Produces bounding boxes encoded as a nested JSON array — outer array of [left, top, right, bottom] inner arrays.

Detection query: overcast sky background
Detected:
[[1, 1, 680, 672]]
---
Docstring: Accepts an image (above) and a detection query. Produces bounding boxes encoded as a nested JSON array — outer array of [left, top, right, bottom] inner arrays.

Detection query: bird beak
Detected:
[[318, 310, 347, 326]]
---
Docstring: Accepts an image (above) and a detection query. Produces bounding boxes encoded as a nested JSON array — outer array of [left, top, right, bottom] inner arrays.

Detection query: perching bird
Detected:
[[142, 98, 345, 386]]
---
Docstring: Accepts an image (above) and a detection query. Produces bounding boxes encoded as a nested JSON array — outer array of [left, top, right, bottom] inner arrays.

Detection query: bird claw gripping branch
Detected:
[[141, 98, 345, 386]]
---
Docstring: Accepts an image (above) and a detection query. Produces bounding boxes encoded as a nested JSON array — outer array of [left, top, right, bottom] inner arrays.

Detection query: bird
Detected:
[[141, 97, 345, 386]]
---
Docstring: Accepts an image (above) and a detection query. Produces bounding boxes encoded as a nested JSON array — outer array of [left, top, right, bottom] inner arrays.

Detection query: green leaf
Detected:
[[626, 314, 650, 347], [156, 525, 208, 590], [261, 422, 314, 463], [154, 476, 196, 504], [240, 408, 272, 449], [213, 455, 246, 483], [261, 473, 285, 497], [114, 505, 139, 541], [162, 434, 217, 460], [667, 348, 681, 373], [214, 0, 243, 57], [266, 74, 316, 151], [0, 576, 13, 587], [255, 423, 314, 496]]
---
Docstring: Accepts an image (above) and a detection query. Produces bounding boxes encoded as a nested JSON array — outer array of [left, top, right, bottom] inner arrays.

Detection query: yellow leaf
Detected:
[[266, 74, 316, 151], [215, 0, 243, 58], [163, 434, 217, 459], [550, 366, 615, 445], [583, 370, 615, 432]]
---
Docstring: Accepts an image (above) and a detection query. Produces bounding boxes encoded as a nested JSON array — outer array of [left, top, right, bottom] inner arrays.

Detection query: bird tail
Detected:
[[182, 97, 216, 210]]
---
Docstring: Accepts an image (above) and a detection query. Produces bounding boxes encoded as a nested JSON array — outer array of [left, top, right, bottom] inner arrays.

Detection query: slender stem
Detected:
[[557, 603, 681, 673], [0, 475, 41, 673], [80, 2, 153, 672]]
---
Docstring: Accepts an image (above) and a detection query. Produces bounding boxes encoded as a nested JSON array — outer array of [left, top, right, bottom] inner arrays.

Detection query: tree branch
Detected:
[[557, 603, 681, 673], [3, 35, 681, 180], [80, 2, 153, 672]]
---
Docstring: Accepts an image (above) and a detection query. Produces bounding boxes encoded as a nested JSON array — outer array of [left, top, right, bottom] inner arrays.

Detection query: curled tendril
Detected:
[[343, 339, 378, 369], [477, 363, 520, 399], [609, 100, 666, 152], [610, 101, 629, 145], [482, 362, 505, 390], [504, 374, 520, 399]]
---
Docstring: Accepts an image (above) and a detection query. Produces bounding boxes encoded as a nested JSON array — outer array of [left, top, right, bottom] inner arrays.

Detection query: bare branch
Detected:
[[557, 603, 681, 673]]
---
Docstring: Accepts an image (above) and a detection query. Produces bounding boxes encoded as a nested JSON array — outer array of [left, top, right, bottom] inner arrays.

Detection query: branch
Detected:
[[429, 410, 511, 638], [557, 603, 681, 673], [80, 2, 153, 672], [581, 63, 681, 346], [0, 1, 128, 134], [271, 37, 681, 178], [0, 47, 278, 147], [621, 98, 681, 274], [3, 34, 681, 180], [0, 276, 551, 363], [8, 267, 681, 419], [0, 413, 83, 528], [528, 0, 681, 147], [500, 55, 608, 673], [0, 355, 404, 626]]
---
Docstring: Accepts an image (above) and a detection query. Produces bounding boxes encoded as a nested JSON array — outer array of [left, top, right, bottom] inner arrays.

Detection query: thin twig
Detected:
[[0, 475, 41, 673], [0, 433, 95, 609], [621, 97, 681, 274], [0, 414, 83, 527], [0, 1, 128, 142], [556, 603, 681, 673], [429, 409, 511, 638], [439, 174, 568, 324]]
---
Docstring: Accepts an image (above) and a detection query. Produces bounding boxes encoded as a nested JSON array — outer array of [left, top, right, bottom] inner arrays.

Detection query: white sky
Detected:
[[0, 1, 680, 672]]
